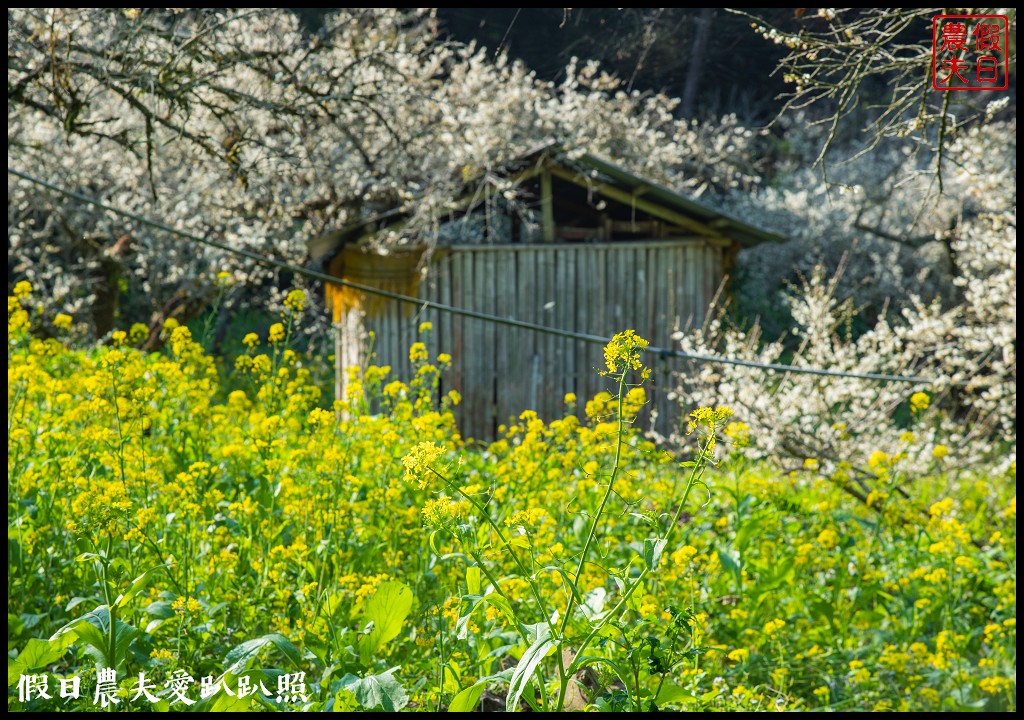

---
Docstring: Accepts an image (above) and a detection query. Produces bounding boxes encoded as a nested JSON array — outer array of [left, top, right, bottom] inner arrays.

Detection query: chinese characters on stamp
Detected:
[[932, 15, 1009, 90]]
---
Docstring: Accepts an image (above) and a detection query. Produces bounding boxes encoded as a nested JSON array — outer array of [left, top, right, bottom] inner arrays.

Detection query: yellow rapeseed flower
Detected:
[[308, 407, 333, 426], [725, 421, 751, 448], [671, 545, 699, 567], [602, 330, 649, 377], [53, 313, 73, 329], [409, 342, 428, 363], [129, 323, 149, 343], [421, 497, 467, 530], [728, 648, 749, 663], [929, 498, 954, 517], [284, 289, 306, 312], [505, 508, 546, 530], [817, 529, 840, 549], [687, 406, 733, 435], [402, 441, 446, 489], [910, 392, 930, 412], [979, 677, 1014, 695], [867, 450, 889, 471], [383, 380, 408, 399]]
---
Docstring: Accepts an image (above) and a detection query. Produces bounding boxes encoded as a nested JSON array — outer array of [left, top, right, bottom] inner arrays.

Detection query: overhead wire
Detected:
[[8, 166, 943, 386]]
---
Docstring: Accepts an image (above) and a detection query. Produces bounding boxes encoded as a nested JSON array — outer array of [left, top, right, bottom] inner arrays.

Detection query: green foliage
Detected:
[[6, 288, 1017, 712], [338, 668, 409, 712], [357, 582, 414, 665]]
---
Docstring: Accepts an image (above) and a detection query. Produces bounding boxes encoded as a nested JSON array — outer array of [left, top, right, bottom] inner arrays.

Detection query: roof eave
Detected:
[[570, 152, 786, 247]]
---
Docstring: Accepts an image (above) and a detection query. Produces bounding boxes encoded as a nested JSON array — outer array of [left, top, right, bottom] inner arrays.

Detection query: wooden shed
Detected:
[[309, 145, 784, 440]]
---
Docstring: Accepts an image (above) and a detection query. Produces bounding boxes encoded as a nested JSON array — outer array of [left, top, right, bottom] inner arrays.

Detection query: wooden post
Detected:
[[334, 319, 344, 419], [541, 170, 555, 243], [529, 353, 541, 412]]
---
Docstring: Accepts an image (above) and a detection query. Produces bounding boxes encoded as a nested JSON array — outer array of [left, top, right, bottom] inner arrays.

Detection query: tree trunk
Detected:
[[680, 8, 714, 118]]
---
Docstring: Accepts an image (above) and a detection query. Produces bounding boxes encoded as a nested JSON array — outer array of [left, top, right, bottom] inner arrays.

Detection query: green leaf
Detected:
[[265, 633, 303, 670], [449, 683, 487, 713], [53, 615, 102, 653], [447, 671, 517, 713], [809, 599, 835, 624], [19, 613, 48, 630], [580, 587, 607, 621], [483, 593, 518, 630], [191, 673, 257, 713], [65, 597, 90, 612], [751, 558, 795, 602], [455, 595, 484, 640], [734, 518, 763, 552], [738, 494, 757, 515], [145, 600, 175, 619], [717, 548, 742, 587], [522, 622, 551, 644], [626, 581, 645, 611], [655, 683, 696, 707], [357, 581, 414, 665], [466, 566, 481, 595], [223, 633, 302, 675], [506, 634, 556, 712], [209, 691, 255, 712], [51, 606, 138, 670], [332, 686, 360, 712], [114, 563, 170, 610], [339, 667, 409, 712], [224, 638, 270, 675], [643, 538, 668, 570], [443, 659, 462, 693], [8, 635, 75, 686], [7, 614, 24, 640], [320, 592, 346, 622]]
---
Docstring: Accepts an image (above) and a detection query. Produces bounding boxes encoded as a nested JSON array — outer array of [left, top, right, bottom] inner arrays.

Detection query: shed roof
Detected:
[[309, 143, 785, 264], [559, 149, 784, 248]]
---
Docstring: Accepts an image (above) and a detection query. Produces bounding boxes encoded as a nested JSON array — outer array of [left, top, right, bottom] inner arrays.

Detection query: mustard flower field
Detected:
[[7, 286, 1016, 711]]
